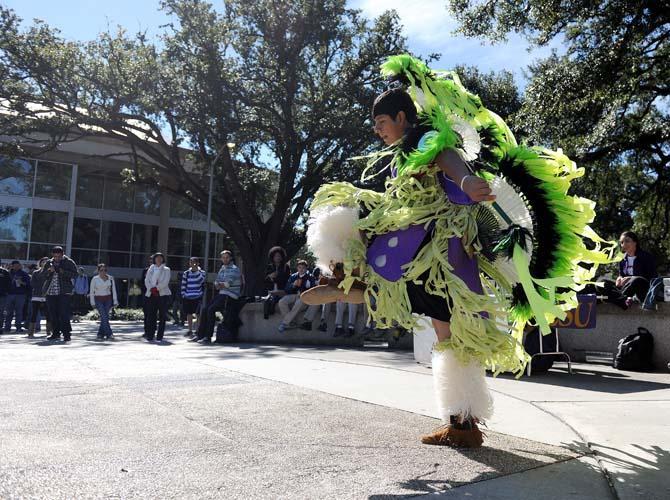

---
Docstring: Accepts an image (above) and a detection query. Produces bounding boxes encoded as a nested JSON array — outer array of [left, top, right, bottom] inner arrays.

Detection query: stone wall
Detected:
[[237, 302, 413, 350], [558, 302, 670, 369]]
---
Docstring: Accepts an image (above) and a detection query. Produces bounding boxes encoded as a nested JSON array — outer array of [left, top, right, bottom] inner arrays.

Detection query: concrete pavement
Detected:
[[1, 320, 668, 499]]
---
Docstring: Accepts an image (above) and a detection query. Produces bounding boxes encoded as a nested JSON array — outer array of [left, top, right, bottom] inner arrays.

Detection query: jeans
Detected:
[[642, 277, 665, 310], [46, 294, 72, 339], [197, 294, 237, 340], [3, 294, 26, 331], [145, 295, 169, 340], [95, 300, 113, 337], [0, 295, 6, 330]]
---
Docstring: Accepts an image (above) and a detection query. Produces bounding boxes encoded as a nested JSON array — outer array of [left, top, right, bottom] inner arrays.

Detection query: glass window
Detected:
[[131, 253, 153, 269], [34, 160, 72, 200], [134, 186, 160, 215], [103, 178, 134, 212], [191, 230, 206, 259], [169, 197, 192, 219], [167, 255, 188, 272], [131, 223, 158, 254], [100, 220, 132, 252], [99, 251, 130, 268], [76, 174, 104, 208], [167, 227, 190, 256], [209, 232, 233, 258], [72, 218, 100, 249], [29, 243, 61, 261], [193, 209, 207, 221], [71, 248, 99, 266], [0, 157, 35, 197], [30, 209, 68, 244], [0, 206, 31, 241], [0, 242, 28, 260]]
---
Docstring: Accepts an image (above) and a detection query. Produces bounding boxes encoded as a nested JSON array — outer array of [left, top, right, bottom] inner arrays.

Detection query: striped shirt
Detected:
[[181, 268, 206, 299]]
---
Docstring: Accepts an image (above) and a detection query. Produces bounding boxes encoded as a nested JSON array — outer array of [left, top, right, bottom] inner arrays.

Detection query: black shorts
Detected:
[[182, 298, 202, 315], [406, 271, 452, 323]]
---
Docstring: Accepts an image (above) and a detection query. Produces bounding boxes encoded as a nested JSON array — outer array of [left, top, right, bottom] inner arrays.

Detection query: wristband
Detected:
[[459, 175, 473, 191]]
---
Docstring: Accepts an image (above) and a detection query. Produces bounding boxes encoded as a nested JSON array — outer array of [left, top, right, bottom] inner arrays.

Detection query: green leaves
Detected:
[[449, 0, 670, 268]]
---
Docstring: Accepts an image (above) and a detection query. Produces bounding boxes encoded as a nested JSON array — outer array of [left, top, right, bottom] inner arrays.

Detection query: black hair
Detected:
[[620, 231, 639, 244], [372, 87, 433, 156], [51, 245, 63, 254], [152, 252, 165, 264], [372, 88, 418, 124], [268, 246, 287, 262], [620, 231, 640, 251]]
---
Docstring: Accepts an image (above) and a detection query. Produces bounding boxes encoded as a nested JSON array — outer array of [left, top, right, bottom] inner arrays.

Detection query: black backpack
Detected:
[[613, 327, 654, 372]]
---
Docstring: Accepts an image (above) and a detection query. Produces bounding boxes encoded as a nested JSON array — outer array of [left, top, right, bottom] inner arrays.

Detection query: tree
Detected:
[[448, 0, 670, 267], [0, 0, 406, 291]]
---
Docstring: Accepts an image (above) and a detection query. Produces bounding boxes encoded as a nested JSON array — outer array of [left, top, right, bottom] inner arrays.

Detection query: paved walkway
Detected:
[[1, 321, 668, 499]]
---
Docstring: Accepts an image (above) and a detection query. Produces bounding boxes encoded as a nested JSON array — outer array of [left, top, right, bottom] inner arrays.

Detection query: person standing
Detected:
[[27, 257, 50, 338], [140, 256, 152, 338], [191, 250, 241, 344], [73, 267, 90, 315], [171, 271, 184, 327], [3, 260, 31, 333], [0, 260, 11, 333], [89, 263, 119, 340], [41, 246, 78, 342], [143, 253, 171, 342], [181, 257, 206, 337]]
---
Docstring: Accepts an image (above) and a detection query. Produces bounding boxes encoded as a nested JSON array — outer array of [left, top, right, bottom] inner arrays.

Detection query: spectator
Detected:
[[181, 257, 206, 338], [277, 260, 318, 333], [334, 302, 359, 338], [128, 280, 142, 308], [27, 257, 50, 338], [3, 260, 31, 334], [143, 253, 171, 342], [40, 246, 78, 342], [171, 272, 184, 327], [263, 246, 291, 319], [0, 260, 11, 333], [90, 263, 119, 340], [22, 263, 36, 330], [73, 267, 90, 315], [191, 250, 241, 344], [611, 231, 658, 308], [140, 256, 153, 338]]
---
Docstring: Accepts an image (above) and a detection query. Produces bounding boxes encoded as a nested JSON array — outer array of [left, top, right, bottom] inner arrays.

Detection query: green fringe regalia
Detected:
[[309, 55, 619, 376]]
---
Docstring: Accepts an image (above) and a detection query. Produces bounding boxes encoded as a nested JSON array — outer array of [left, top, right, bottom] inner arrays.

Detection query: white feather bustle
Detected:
[[306, 205, 361, 273], [432, 349, 493, 422]]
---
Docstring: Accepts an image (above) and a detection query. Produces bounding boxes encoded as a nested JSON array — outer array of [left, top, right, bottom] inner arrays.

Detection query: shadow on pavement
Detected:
[[368, 446, 583, 498], [495, 366, 670, 395]]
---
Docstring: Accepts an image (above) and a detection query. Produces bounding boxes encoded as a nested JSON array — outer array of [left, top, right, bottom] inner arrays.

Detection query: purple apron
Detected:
[[366, 172, 483, 294]]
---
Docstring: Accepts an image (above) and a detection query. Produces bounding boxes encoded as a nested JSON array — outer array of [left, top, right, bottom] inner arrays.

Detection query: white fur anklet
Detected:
[[432, 348, 493, 422]]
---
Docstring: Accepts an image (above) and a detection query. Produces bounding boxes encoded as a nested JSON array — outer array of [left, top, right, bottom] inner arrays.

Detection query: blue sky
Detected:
[[4, 0, 559, 88]]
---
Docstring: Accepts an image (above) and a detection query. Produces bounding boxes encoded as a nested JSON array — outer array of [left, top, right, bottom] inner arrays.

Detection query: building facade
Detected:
[[0, 136, 231, 306]]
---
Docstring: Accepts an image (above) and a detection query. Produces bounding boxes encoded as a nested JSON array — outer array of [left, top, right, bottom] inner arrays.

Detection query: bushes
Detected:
[[82, 308, 145, 322]]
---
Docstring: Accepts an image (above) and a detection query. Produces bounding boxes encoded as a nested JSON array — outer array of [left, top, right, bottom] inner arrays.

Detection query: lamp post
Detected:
[[202, 142, 235, 304]]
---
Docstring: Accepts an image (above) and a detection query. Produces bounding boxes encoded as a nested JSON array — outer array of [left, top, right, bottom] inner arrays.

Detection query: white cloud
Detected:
[[354, 0, 457, 44], [351, 0, 563, 86]]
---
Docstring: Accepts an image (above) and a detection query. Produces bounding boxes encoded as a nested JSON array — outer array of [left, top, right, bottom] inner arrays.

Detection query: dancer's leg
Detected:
[[422, 318, 492, 448]]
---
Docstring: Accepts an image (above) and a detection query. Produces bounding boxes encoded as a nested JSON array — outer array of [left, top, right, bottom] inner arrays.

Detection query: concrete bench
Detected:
[[558, 302, 670, 370], [237, 302, 412, 349]]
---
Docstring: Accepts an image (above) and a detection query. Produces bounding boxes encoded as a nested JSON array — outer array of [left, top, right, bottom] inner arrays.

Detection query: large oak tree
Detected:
[[0, 0, 406, 291]]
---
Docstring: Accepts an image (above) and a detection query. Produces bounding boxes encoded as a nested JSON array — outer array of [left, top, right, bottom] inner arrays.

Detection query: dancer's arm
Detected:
[[435, 149, 495, 202]]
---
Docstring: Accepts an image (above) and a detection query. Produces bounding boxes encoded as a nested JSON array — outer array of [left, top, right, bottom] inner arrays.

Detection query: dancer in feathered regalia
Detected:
[[302, 55, 618, 447]]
